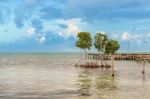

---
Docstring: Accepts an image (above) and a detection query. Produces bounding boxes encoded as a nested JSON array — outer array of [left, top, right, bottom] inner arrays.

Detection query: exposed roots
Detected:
[[75, 59, 111, 68]]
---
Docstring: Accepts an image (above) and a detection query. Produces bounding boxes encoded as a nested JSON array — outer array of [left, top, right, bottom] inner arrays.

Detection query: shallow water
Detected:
[[0, 53, 149, 99]]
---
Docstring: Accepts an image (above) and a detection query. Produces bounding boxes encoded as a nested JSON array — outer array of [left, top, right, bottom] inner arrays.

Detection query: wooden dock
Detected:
[[88, 53, 150, 61]]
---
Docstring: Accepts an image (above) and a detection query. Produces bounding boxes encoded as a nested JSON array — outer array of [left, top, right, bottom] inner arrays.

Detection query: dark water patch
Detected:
[[0, 90, 80, 99]]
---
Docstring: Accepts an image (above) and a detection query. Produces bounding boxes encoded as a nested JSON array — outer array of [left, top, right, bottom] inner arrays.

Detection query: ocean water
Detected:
[[0, 53, 149, 99]]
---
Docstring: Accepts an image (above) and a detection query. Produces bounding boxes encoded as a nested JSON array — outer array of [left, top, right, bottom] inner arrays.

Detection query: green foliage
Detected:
[[105, 39, 120, 54], [94, 32, 108, 52], [76, 32, 92, 50], [75, 31, 120, 55]]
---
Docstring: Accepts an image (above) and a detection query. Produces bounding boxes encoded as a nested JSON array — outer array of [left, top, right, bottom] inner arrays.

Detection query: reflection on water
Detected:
[[95, 75, 117, 99], [96, 75, 117, 90], [76, 70, 92, 96], [0, 53, 149, 99], [142, 73, 145, 82], [76, 69, 118, 99]]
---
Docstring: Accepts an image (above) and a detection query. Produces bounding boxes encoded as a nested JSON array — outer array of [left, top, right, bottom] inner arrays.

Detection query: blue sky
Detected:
[[0, 0, 150, 52]]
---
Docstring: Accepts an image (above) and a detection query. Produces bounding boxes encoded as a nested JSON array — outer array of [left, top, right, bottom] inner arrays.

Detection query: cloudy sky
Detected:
[[0, 0, 150, 52]]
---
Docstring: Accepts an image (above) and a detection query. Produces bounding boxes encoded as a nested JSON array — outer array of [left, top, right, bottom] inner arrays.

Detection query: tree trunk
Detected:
[[99, 51, 103, 66], [84, 49, 87, 60], [80, 49, 82, 58]]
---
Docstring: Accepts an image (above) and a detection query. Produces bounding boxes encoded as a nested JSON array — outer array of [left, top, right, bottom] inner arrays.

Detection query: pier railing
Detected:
[[88, 53, 150, 61]]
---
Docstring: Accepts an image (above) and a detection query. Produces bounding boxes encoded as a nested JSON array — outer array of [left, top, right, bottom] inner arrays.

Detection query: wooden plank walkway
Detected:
[[88, 53, 150, 61]]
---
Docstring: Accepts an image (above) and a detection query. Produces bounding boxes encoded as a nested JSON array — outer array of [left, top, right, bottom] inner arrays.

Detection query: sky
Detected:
[[0, 0, 150, 52]]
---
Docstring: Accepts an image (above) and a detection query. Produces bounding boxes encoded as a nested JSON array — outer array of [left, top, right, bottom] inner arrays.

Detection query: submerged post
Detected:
[[142, 59, 145, 74], [111, 55, 115, 77]]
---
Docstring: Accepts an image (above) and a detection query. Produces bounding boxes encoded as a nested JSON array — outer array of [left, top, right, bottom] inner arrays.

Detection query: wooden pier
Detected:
[[88, 53, 150, 61]]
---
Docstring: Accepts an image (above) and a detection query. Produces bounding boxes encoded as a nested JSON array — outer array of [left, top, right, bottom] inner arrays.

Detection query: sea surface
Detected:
[[0, 53, 149, 99]]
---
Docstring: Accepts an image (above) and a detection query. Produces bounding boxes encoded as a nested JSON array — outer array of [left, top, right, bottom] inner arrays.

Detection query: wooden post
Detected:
[[111, 54, 115, 77], [142, 59, 145, 74], [142, 72, 145, 82]]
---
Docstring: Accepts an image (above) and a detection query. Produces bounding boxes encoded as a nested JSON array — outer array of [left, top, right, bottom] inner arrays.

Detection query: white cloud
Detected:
[[41, 18, 83, 38], [147, 33, 150, 39], [132, 34, 143, 44], [96, 31, 106, 35], [120, 32, 145, 45], [121, 32, 131, 41], [56, 18, 82, 37], [26, 27, 36, 37], [111, 33, 119, 39], [25, 0, 36, 5], [39, 36, 46, 44], [38, 33, 46, 44], [133, 34, 143, 40], [121, 32, 143, 43]]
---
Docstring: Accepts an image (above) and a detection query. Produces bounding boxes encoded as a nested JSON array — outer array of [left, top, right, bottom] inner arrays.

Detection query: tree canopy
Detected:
[[75, 31, 120, 55], [105, 39, 120, 54], [94, 32, 108, 52], [76, 32, 92, 50]]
